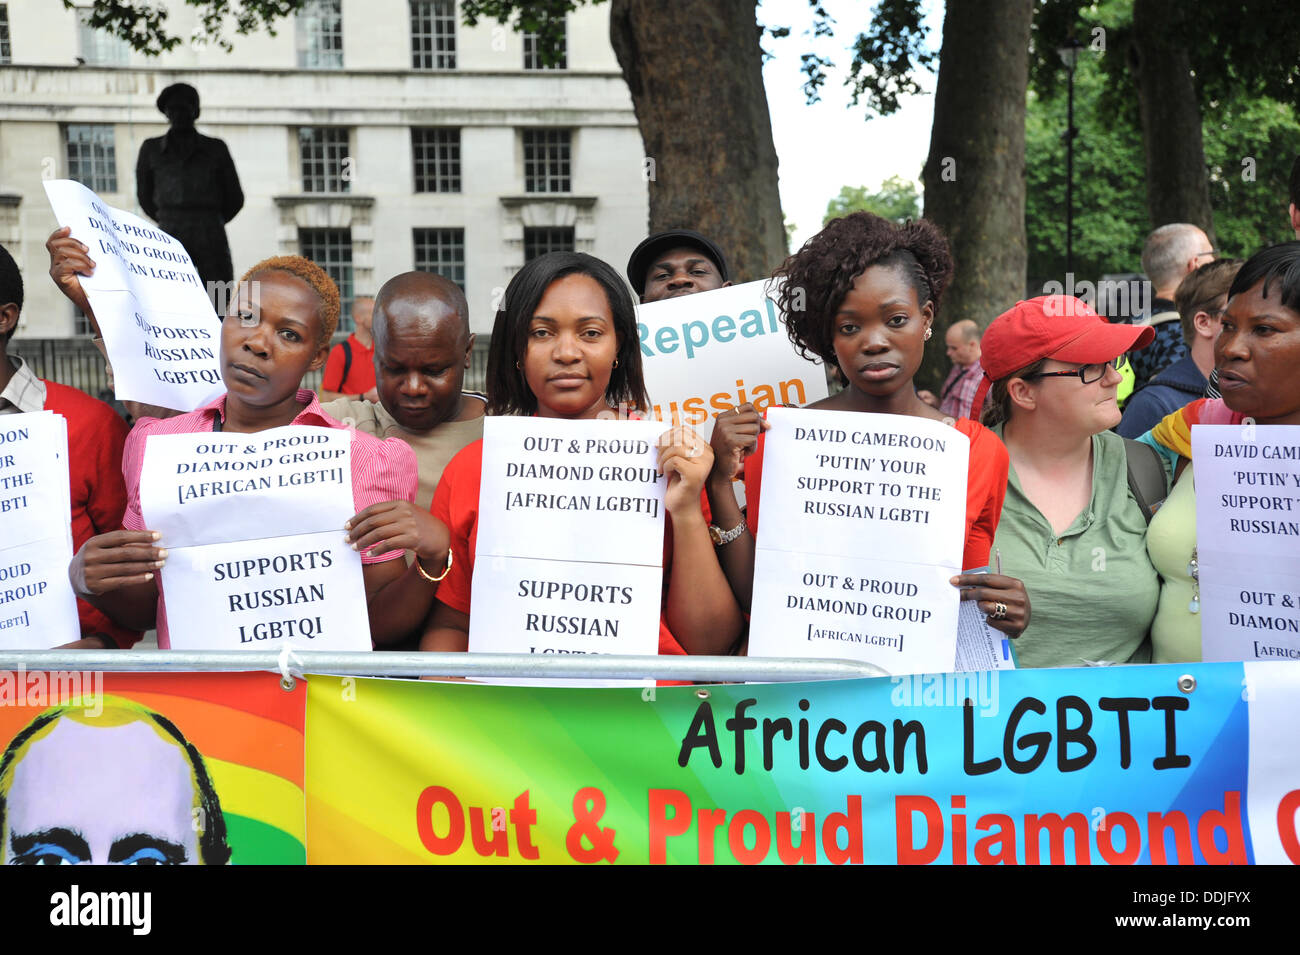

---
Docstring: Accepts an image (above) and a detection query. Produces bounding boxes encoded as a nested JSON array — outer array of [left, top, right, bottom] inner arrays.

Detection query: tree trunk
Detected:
[[609, 0, 786, 283], [920, 0, 1033, 390], [1129, 0, 1216, 242]]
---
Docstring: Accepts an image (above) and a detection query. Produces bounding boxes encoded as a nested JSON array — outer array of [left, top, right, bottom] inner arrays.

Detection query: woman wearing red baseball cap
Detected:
[[706, 212, 1030, 639], [975, 295, 1157, 667]]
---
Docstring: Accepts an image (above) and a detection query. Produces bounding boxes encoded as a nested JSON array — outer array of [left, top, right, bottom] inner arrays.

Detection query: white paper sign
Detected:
[[139, 426, 354, 546], [158, 531, 368, 652], [0, 413, 81, 648], [43, 179, 223, 412], [140, 426, 369, 652], [470, 418, 668, 684], [637, 280, 829, 442], [1191, 424, 1300, 662], [748, 407, 970, 675]]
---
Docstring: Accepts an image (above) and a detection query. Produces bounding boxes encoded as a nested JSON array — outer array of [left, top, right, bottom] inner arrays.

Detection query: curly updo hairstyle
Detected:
[[773, 212, 954, 371]]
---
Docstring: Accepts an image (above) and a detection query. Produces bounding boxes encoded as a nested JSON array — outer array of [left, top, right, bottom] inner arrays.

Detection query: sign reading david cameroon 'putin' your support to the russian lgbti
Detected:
[[748, 407, 970, 675]]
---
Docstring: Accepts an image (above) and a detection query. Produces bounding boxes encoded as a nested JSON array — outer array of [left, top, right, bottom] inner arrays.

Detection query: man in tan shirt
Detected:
[[321, 271, 484, 510]]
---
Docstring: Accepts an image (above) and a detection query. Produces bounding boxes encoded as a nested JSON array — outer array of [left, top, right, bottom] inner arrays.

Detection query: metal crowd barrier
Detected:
[[0, 650, 887, 684]]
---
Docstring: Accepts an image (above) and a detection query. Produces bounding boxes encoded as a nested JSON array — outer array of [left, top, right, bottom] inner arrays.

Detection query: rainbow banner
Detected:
[[305, 662, 1300, 864], [0, 671, 305, 865]]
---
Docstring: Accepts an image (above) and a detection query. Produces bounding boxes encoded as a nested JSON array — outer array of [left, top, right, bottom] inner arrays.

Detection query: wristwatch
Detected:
[[708, 521, 746, 547]]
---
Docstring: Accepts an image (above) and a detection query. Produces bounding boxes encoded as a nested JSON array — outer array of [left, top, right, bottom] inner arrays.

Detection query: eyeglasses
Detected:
[[1194, 249, 1219, 261], [1023, 357, 1122, 385]]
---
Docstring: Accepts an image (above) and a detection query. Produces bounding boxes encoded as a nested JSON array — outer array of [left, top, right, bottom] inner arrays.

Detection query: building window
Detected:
[[297, 0, 343, 69], [299, 128, 351, 193], [522, 129, 571, 194], [413, 228, 466, 289], [523, 16, 566, 70], [73, 309, 93, 336], [412, 129, 461, 193], [410, 0, 456, 70], [300, 228, 354, 329], [1, 5, 11, 65], [523, 227, 574, 261], [77, 7, 129, 66], [65, 124, 117, 193]]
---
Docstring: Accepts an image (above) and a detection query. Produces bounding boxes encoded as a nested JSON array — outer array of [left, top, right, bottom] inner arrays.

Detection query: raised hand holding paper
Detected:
[[748, 407, 969, 674], [469, 417, 668, 682], [43, 179, 222, 412], [139, 426, 370, 651], [1191, 424, 1300, 662], [0, 413, 81, 648]]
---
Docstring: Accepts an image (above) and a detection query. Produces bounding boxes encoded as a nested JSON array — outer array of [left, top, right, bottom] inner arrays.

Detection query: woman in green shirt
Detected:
[[975, 296, 1158, 667]]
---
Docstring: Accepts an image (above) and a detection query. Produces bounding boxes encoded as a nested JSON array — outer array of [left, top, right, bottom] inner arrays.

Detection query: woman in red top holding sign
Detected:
[[421, 251, 743, 656], [706, 213, 1030, 638]]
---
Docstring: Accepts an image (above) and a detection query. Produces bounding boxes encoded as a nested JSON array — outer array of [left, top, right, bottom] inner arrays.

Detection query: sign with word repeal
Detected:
[[637, 280, 828, 441], [470, 417, 668, 680], [0, 413, 80, 648], [139, 426, 370, 651], [44, 179, 222, 412], [1191, 424, 1300, 662], [748, 407, 969, 674]]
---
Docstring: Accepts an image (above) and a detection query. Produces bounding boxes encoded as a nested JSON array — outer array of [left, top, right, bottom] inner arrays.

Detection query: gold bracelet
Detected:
[[416, 548, 454, 584]]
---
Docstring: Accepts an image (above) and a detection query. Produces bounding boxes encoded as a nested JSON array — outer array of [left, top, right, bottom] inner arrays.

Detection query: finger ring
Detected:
[[991, 602, 1008, 620]]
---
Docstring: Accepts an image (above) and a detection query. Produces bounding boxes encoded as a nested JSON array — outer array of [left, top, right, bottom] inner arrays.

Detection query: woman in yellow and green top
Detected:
[[974, 296, 1157, 668], [1137, 241, 1300, 662]]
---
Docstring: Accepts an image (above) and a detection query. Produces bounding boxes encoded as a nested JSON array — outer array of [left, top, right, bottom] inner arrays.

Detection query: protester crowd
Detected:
[[4, 153, 1299, 668]]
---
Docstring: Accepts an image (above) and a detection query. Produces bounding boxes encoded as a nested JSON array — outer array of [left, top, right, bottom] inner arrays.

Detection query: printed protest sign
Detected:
[[470, 417, 668, 682], [44, 179, 223, 412], [140, 426, 370, 651], [1191, 424, 1300, 662], [748, 407, 969, 675], [0, 413, 80, 648], [637, 280, 828, 442]]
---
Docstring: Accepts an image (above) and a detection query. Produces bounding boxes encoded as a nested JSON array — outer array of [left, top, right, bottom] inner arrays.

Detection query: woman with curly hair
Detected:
[[706, 212, 1030, 638], [68, 255, 447, 648]]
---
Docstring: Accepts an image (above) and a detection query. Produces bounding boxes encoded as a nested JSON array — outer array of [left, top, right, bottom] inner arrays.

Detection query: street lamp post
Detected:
[[1058, 36, 1084, 278]]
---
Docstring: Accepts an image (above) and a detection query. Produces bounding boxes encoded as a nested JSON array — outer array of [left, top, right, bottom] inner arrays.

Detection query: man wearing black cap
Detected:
[[626, 229, 731, 304], [135, 83, 244, 308]]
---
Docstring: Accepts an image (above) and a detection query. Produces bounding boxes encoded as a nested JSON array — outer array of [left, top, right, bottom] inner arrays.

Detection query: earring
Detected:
[[515, 361, 522, 371], [924, 328, 933, 341], [613, 358, 619, 368]]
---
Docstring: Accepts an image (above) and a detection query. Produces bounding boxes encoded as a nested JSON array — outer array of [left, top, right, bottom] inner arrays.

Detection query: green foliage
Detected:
[[1024, 52, 1148, 285], [67, 0, 593, 61], [824, 176, 921, 225], [460, 0, 602, 67], [1203, 96, 1300, 256], [65, 0, 300, 54], [1024, 47, 1300, 285]]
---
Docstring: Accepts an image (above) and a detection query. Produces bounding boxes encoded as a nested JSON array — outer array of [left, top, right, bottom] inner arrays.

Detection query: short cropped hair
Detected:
[[773, 211, 953, 369], [1228, 241, 1300, 313], [0, 702, 231, 865], [1174, 258, 1242, 345], [485, 252, 649, 417], [238, 255, 339, 349], [1141, 224, 1204, 291], [0, 243, 22, 343]]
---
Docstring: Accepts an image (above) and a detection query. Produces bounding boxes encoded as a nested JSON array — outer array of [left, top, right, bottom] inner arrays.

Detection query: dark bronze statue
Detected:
[[135, 84, 244, 308]]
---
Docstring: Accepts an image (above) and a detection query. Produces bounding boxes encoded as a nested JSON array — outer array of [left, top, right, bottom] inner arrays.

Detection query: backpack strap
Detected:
[[1123, 437, 1168, 525], [340, 338, 353, 388]]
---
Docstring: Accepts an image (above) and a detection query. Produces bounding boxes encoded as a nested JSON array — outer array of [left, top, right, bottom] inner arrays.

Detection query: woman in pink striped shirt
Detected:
[[68, 255, 450, 647]]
